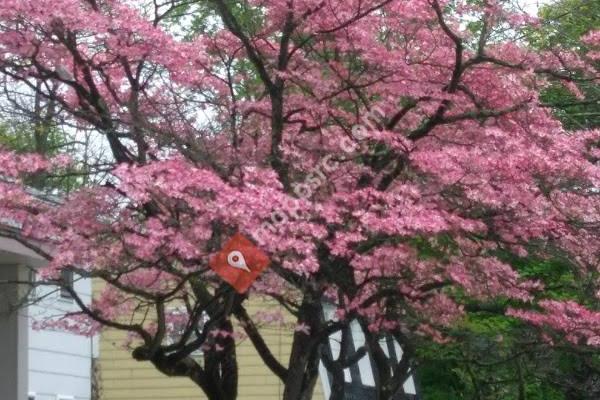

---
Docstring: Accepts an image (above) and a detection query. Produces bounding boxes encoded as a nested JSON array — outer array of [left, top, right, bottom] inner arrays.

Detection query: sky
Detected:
[[520, 0, 552, 15]]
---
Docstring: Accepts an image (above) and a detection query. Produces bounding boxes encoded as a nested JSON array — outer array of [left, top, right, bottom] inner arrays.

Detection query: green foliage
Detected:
[[0, 121, 82, 192], [185, 0, 265, 38], [1, 121, 59, 155], [532, 0, 600, 50], [417, 252, 600, 399], [540, 81, 600, 130], [531, 0, 600, 130]]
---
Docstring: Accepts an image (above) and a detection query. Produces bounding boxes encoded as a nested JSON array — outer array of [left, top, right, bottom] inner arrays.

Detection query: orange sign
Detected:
[[209, 233, 270, 293]]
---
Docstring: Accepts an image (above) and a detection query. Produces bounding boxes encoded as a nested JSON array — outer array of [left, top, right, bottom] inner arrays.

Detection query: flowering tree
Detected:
[[0, 1, 599, 399]]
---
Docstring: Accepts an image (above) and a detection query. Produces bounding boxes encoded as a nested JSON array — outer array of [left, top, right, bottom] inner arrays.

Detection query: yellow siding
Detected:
[[97, 293, 324, 400]]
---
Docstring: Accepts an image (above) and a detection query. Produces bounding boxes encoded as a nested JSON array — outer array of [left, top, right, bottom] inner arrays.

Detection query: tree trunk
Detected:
[[282, 294, 322, 400]]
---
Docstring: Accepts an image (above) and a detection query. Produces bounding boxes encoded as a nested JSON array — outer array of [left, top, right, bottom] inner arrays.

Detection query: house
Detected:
[[0, 231, 96, 400], [96, 298, 325, 400], [96, 296, 418, 400], [1, 227, 417, 400], [1, 221, 415, 400]]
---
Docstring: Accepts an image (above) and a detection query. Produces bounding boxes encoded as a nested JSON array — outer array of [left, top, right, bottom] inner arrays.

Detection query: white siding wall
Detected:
[[28, 276, 95, 400]]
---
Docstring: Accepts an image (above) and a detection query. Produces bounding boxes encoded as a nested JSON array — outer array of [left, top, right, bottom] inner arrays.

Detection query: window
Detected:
[[56, 396, 74, 400], [318, 303, 419, 399], [166, 310, 210, 362], [59, 269, 74, 299], [28, 268, 37, 300]]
